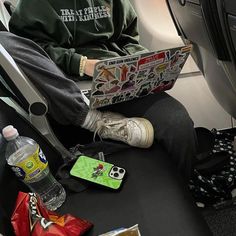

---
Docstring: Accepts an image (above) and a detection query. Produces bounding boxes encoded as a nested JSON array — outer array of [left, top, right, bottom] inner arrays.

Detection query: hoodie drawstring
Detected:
[[89, 0, 102, 31], [73, 0, 77, 44], [73, 0, 102, 36]]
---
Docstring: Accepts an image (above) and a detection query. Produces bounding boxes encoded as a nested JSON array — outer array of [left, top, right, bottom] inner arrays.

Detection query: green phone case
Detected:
[[70, 156, 126, 190]]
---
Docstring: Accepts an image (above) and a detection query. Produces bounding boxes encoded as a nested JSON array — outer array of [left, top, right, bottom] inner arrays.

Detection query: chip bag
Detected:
[[11, 192, 93, 236]]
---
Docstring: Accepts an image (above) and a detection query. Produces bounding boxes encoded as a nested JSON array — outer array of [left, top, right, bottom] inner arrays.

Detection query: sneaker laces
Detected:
[[93, 119, 130, 142]]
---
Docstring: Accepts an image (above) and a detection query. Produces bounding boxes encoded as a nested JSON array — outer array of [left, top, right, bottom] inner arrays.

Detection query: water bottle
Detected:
[[2, 125, 66, 211]]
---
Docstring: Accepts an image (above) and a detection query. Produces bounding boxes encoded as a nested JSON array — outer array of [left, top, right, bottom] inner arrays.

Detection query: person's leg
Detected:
[[0, 32, 154, 148], [103, 92, 197, 179], [0, 31, 89, 126], [82, 109, 154, 148]]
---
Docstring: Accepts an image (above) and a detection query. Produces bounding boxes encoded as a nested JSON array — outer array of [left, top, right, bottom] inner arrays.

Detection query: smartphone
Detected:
[[70, 155, 126, 190]]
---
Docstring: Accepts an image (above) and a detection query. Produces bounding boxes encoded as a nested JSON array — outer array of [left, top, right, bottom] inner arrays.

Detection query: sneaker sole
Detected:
[[134, 118, 154, 148]]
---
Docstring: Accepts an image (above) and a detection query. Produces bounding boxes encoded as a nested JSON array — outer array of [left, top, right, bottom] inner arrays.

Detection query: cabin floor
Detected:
[[197, 127, 236, 236], [203, 205, 236, 236]]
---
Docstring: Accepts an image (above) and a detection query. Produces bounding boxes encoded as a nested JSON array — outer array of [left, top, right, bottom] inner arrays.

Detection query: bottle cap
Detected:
[[2, 125, 19, 141]]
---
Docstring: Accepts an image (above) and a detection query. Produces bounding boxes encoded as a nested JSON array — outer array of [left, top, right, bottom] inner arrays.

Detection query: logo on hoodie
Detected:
[[60, 6, 111, 22]]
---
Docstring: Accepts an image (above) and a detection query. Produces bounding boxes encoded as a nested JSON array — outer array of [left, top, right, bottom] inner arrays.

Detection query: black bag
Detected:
[[190, 127, 236, 209]]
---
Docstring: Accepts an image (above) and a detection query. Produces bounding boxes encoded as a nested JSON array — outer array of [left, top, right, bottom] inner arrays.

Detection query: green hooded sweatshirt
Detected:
[[9, 0, 147, 76]]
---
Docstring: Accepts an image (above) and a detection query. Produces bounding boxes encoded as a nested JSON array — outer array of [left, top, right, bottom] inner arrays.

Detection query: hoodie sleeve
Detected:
[[116, 0, 148, 54], [9, 0, 81, 75]]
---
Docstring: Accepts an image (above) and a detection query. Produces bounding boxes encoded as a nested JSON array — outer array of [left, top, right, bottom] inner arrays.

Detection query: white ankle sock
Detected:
[[82, 109, 102, 131]]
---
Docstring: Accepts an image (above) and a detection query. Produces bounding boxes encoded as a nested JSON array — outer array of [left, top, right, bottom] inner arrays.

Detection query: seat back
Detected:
[[166, 0, 236, 119]]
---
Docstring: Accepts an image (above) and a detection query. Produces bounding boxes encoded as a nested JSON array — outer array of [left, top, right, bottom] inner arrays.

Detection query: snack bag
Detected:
[[11, 192, 93, 236]]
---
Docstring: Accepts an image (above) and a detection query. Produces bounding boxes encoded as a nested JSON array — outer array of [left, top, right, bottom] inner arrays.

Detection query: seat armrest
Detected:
[[0, 44, 48, 115], [0, 1, 10, 30], [0, 44, 75, 159]]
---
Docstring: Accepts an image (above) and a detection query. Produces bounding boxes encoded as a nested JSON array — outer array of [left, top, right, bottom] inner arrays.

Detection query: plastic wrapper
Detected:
[[11, 192, 93, 236], [99, 224, 141, 236]]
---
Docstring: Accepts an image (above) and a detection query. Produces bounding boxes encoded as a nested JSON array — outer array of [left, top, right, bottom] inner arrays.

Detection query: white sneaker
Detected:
[[100, 111, 125, 120], [94, 114, 154, 148]]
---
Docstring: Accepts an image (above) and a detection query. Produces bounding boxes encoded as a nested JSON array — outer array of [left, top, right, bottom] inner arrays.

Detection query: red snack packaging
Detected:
[[11, 192, 93, 236]]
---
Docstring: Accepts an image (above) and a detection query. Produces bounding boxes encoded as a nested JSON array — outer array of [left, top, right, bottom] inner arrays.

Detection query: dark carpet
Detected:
[[202, 204, 236, 236]]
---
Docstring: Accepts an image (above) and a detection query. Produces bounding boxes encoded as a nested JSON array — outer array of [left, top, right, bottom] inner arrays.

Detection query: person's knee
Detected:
[[175, 111, 194, 135], [165, 106, 194, 139]]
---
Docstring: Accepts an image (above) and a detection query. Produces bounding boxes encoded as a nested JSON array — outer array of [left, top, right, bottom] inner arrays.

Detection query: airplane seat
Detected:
[[0, 35, 213, 236], [0, 0, 11, 29], [3, 0, 15, 15], [166, 0, 236, 120], [0, 2, 214, 235]]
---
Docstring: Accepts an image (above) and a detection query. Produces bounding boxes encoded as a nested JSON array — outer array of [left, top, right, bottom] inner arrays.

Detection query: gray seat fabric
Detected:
[[166, 0, 236, 119]]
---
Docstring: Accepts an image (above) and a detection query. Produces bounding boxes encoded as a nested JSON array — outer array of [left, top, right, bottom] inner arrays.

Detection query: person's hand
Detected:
[[84, 59, 100, 77]]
